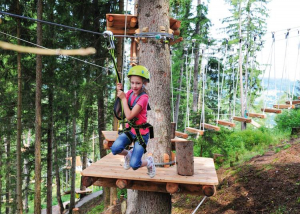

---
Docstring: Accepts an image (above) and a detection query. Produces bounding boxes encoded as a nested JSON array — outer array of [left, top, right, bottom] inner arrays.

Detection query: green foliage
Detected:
[[275, 109, 300, 132], [193, 127, 278, 167], [87, 202, 104, 214]]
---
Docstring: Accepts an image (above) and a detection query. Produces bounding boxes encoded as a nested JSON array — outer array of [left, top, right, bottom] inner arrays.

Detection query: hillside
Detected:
[[172, 138, 300, 214]]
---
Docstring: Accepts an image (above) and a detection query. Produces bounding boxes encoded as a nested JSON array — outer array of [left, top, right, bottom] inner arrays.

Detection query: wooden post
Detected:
[[164, 153, 170, 168], [175, 141, 194, 176]]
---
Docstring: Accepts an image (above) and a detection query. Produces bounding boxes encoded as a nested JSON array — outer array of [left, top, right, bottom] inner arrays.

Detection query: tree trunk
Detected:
[[174, 60, 184, 128], [0, 136, 2, 213], [238, 1, 246, 130], [46, 75, 54, 214], [54, 132, 64, 214], [127, 1, 172, 213], [34, 0, 43, 213], [6, 136, 11, 214], [46, 1, 56, 211], [192, 0, 201, 112], [69, 91, 77, 212], [97, 92, 110, 208], [16, 0, 23, 212], [24, 130, 31, 213]]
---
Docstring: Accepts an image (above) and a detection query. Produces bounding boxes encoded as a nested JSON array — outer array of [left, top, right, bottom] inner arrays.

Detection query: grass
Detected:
[[87, 201, 104, 214]]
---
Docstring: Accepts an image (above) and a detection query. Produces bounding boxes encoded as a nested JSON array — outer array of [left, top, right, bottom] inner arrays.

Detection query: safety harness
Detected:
[[119, 91, 154, 153]]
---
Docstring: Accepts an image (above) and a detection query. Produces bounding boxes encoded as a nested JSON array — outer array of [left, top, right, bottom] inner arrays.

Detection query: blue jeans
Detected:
[[111, 131, 149, 170]]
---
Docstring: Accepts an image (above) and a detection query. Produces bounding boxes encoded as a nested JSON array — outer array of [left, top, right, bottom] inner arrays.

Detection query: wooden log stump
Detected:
[[73, 208, 80, 214], [116, 179, 131, 189], [175, 140, 194, 176], [166, 183, 179, 194]]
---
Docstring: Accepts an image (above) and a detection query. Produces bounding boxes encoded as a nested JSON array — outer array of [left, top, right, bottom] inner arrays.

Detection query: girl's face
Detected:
[[130, 76, 144, 95]]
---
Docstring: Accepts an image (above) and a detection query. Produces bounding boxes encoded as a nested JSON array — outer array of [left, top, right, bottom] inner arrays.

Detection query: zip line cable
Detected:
[[0, 11, 173, 39], [0, 30, 110, 72], [122, 0, 129, 84]]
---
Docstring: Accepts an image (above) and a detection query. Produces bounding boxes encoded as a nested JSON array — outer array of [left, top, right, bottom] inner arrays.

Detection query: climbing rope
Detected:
[[280, 29, 290, 101], [291, 31, 300, 102], [170, 48, 175, 122], [262, 34, 275, 112]]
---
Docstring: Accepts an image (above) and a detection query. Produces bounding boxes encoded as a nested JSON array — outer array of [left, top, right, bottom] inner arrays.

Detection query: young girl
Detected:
[[111, 65, 156, 178]]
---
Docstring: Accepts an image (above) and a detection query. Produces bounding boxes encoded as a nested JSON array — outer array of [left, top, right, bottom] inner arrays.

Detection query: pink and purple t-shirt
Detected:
[[125, 89, 149, 135]]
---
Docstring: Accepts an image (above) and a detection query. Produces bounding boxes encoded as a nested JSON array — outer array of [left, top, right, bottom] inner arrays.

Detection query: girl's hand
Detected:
[[117, 83, 123, 90], [117, 90, 126, 100]]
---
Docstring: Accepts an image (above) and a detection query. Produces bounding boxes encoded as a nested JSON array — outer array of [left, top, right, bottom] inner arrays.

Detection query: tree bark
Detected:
[[46, 1, 56, 212], [46, 73, 54, 214], [54, 132, 64, 214], [192, 0, 202, 112], [69, 91, 77, 212], [16, 0, 23, 212], [238, 1, 246, 130], [34, 0, 43, 213], [6, 136, 11, 214], [0, 136, 2, 213], [127, 1, 172, 213], [24, 130, 31, 213]]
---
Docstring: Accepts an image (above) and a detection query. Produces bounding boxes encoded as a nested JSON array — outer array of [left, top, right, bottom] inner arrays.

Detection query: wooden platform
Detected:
[[273, 104, 295, 109], [106, 14, 181, 36], [232, 116, 252, 123], [81, 153, 218, 196], [246, 112, 267, 119], [261, 108, 282, 114], [216, 120, 236, 127], [186, 127, 204, 135], [286, 100, 300, 105], [201, 123, 220, 131]]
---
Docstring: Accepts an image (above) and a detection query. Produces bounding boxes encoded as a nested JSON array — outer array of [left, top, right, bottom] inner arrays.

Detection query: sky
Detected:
[[206, 0, 300, 85]]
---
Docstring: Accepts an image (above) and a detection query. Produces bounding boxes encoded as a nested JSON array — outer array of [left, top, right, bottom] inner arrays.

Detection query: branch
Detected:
[[0, 40, 96, 56]]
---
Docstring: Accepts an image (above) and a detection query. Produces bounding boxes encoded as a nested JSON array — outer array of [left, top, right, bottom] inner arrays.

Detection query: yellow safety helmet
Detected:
[[128, 65, 150, 82]]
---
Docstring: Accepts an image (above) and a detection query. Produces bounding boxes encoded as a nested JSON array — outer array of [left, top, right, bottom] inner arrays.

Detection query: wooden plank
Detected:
[[216, 120, 236, 127], [232, 116, 252, 123], [186, 127, 204, 135], [201, 123, 220, 131], [171, 138, 190, 143], [250, 120, 261, 128], [273, 104, 295, 109], [285, 100, 300, 105], [246, 112, 267, 119], [75, 188, 92, 194], [175, 131, 188, 139], [106, 14, 181, 35], [261, 108, 282, 114], [102, 131, 118, 142], [81, 153, 218, 186]]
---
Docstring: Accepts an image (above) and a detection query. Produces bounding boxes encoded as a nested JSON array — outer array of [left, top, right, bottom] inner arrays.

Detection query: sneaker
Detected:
[[147, 156, 156, 178], [124, 149, 132, 170]]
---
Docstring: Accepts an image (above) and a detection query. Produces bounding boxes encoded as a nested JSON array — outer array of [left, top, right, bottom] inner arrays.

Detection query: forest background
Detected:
[[0, 0, 299, 213]]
